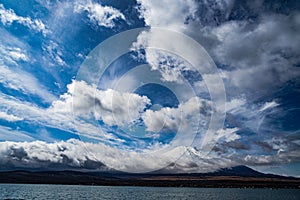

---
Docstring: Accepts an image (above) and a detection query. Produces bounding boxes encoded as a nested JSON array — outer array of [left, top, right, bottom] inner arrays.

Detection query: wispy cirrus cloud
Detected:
[[0, 64, 56, 103], [0, 80, 150, 144], [0, 111, 23, 122], [0, 30, 30, 65], [0, 29, 57, 103], [42, 40, 67, 67], [0, 45, 28, 65], [0, 125, 34, 142], [0, 3, 48, 35]]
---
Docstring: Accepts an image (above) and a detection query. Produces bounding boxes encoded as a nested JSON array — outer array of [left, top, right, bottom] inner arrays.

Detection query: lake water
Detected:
[[0, 184, 299, 200]]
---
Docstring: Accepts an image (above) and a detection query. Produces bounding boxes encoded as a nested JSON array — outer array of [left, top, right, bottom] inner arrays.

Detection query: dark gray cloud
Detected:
[[0, 140, 107, 171]]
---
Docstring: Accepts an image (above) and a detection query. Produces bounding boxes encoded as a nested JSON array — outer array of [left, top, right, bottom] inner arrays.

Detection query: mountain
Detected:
[[206, 165, 283, 178], [0, 166, 299, 188]]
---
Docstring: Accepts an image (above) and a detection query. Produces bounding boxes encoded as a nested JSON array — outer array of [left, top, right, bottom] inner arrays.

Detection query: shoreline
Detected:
[[1, 171, 299, 189], [0, 182, 299, 189]]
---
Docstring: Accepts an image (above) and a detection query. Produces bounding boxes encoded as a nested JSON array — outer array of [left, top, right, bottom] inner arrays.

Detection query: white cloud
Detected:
[[259, 100, 279, 112], [0, 138, 229, 172], [142, 97, 210, 132], [195, 126, 241, 156], [215, 127, 240, 143], [0, 4, 47, 35], [0, 125, 35, 142], [135, 1, 300, 100], [0, 139, 89, 168], [131, 29, 200, 84], [0, 0, 299, 174], [74, 0, 125, 28], [210, 14, 300, 96], [0, 64, 56, 103], [0, 30, 56, 103], [0, 91, 120, 143], [131, 1, 205, 84], [0, 80, 150, 143], [136, 0, 197, 31], [0, 111, 23, 122], [224, 97, 282, 134], [0, 137, 297, 173], [8, 49, 28, 61], [0, 139, 177, 171], [225, 98, 246, 113], [42, 41, 67, 67], [51, 80, 151, 127], [0, 44, 29, 65]]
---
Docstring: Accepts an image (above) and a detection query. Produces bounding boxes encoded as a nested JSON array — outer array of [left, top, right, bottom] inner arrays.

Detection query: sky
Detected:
[[0, 0, 299, 176]]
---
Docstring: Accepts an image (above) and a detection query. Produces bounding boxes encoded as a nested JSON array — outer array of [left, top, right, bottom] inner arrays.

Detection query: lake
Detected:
[[0, 184, 299, 200]]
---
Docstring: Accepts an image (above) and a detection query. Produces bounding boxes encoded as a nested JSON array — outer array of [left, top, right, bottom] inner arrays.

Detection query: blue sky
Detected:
[[0, 0, 299, 175]]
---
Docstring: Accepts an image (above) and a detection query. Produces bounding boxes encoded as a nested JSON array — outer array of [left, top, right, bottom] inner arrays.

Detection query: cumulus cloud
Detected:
[[134, 1, 300, 171], [209, 13, 300, 97], [135, 0, 300, 98], [0, 135, 298, 173], [0, 139, 99, 170], [0, 89, 124, 144], [131, 29, 205, 85], [132, 40, 192, 83], [142, 97, 210, 132], [132, 0, 202, 84], [0, 80, 150, 144], [0, 4, 47, 35], [0, 138, 238, 172], [51, 80, 151, 126], [136, 0, 197, 31], [74, 0, 125, 28], [0, 139, 182, 172]]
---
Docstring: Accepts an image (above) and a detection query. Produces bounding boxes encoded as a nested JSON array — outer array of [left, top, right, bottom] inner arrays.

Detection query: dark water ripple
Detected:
[[0, 184, 300, 200]]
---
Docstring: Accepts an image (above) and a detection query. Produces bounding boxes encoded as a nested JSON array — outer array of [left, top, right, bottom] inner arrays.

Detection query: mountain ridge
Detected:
[[1, 165, 299, 188]]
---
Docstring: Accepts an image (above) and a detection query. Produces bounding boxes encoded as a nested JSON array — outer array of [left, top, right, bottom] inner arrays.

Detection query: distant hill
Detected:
[[205, 165, 287, 178], [0, 166, 299, 188]]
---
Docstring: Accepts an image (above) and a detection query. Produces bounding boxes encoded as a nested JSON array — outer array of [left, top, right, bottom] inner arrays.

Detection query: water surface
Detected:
[[0, 184, 299, 200]]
